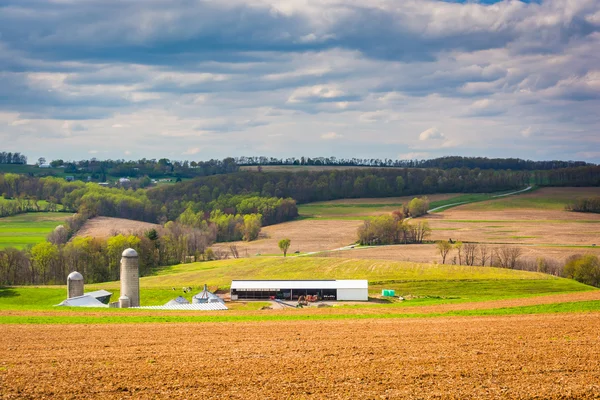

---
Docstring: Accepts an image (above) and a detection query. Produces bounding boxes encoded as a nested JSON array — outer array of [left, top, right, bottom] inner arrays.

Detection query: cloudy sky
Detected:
[[1, 0, 599, 162]]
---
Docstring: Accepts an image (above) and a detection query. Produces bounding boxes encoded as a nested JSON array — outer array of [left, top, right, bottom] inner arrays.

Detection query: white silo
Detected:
[[67, 271, 84, 298], [120, 248, 140, 307]]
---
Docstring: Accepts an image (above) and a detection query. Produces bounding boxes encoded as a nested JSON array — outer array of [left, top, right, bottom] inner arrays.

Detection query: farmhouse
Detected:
[[230, 280, 369, 301]]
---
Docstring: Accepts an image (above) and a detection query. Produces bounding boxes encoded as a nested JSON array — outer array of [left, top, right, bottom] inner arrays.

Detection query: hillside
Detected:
[[75, 217, 159, 239]]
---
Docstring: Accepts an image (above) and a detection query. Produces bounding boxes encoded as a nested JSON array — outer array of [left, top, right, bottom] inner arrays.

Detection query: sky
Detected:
[[1, 0, 599, 163]]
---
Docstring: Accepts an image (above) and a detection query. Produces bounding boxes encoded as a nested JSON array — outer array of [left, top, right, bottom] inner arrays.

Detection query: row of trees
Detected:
[[0, 220, 222, 286], [435, 241, 521, 269], [0, 152, 27, 165], [357, 215, 431, 246], [0, 174, 298, 228], [150, 168, 531, 206], [236, 156, 592, 171], [566, 197, 600, 213], [433, 241, 600, 287], [0, 197, 60, 217]]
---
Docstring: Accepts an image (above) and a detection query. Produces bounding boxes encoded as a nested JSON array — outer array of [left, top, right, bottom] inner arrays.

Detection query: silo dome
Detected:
[[67, 271, 83, 281], [122, 248, 138, 258]]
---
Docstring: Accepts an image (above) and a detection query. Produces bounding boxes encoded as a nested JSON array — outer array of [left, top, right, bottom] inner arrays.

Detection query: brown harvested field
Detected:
[[76, 217, 160, 239], [330, 243, 600, 265], [213, 219, 362, 255], [425, 210, 600, 246], [2, 313, 600, 399]]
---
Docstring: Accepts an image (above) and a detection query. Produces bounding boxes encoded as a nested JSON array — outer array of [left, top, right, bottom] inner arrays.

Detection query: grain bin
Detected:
[[67, 271, 84, 298], [120, 248, 140, 307]]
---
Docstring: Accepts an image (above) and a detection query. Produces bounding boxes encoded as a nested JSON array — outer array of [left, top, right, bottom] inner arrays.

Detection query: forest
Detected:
[[234, 156, 592, 170], [0, 152, 27, 165]]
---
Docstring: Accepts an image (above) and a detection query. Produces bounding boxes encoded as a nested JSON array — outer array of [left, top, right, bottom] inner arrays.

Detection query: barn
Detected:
[[230, 280, 368, 301]]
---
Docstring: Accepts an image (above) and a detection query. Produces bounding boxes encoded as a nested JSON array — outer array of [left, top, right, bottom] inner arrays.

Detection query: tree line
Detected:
[[0, 174, 298, 227], [0, 220, 226, 286], [0, 152, 27, 165], [45, 157, 238, 180], [149, 168, 531, 206], [565, 197, 600, 213], [235, 156, 592, 171]]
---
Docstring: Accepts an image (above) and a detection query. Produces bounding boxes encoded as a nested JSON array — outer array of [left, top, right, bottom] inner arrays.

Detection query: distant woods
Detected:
[[566, 197, 600, 213], [0, 221, 228, 286], [0, 152, 27, 165], [236, 156, 592, 171], [150, 168, 531, 206]]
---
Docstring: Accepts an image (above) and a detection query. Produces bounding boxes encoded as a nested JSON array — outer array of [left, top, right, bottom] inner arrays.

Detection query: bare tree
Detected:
[[494, 246, 523, 269], [454, 241, 463, 265], [479, 245, 490, 266], [436, 240, 453, 264], [229, 244, 240, 259], [463, 243, 479, 266], [213, 248, 229, 260]]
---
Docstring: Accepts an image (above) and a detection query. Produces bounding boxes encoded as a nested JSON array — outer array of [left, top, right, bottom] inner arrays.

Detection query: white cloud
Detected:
[[321, 132, 343, 140], [398, 152, 430, 160], [0, 0, 599, 163], [182, 147, 201, 155], [124, 150, 131, 156], [419, 127, 445, 141], [88, 150, 98, 154]]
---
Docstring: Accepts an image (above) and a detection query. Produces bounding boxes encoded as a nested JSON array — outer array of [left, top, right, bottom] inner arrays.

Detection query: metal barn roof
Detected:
[[56, 295, 108, 308], [85, 290, 112, 298], [132, 303, 228, 311], [231, 280, 368, 290]]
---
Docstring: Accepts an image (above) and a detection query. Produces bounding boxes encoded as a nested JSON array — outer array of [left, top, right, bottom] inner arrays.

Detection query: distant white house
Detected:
[[119, 177, 131, 184], [38, 163, 51, 168]]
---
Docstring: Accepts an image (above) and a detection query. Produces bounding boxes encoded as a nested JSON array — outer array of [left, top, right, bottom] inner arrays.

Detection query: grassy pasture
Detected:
[[1, 300, 599, 324], [459, 187, 600, 211], [297, 190, 532, 219], [2, 257, 592, 311], [0, 213, 69, 249]]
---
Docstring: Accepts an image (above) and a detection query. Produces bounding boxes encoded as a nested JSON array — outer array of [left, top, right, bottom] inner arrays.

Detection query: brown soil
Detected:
[[424, 210, 600, 246], [1, 313, 600, 399], [76, 217, 160, 239], [212, 219, 362, 255], [334, 243, 600, 265]]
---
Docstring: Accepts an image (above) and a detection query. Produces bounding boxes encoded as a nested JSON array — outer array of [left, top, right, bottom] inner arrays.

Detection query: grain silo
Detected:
[[120, 248, 140, 307], [67, 271, 84, 298]]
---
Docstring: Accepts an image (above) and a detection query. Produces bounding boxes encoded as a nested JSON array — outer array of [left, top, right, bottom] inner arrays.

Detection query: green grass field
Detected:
[[297, 190, 533, 219], [0, 212, 70, 249], [1, 257, 593, 309]]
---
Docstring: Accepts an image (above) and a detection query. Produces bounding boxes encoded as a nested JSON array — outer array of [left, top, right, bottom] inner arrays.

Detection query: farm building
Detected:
[[230, 280, 369, 301]]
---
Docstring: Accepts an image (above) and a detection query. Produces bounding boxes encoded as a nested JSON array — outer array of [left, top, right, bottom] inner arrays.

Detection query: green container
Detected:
[[382, 289, 395, 297]]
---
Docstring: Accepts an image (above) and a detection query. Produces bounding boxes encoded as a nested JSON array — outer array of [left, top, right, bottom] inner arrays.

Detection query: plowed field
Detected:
[[76, 217, 160, 239], [212, 219, 362, 255], [2, 313, 600, 399]]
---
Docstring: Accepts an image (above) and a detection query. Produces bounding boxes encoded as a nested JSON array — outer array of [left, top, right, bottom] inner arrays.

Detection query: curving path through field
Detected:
[[425, 186, 533, 213]]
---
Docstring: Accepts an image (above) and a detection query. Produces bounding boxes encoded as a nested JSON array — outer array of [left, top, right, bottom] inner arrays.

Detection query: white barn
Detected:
[[230, 280, 369, 302]]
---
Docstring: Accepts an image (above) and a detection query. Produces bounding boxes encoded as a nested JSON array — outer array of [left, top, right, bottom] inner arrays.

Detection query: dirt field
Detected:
[[425, 209, 600, 246], [332, 243, 600, 265], [76, 217, 160, 239], [213, 219, 362, 255], [2, 313, 600, 399]]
